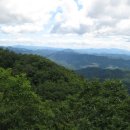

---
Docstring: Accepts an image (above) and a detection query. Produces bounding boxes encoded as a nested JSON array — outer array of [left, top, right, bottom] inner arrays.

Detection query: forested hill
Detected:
[[0, 48, 84, 101], [76, 67, 130, 92], [0, 48, 130, 130], [76, 67, 126, 79]]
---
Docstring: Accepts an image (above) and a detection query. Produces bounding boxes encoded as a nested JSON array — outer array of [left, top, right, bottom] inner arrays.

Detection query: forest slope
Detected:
[[0, 48, 130, 130]]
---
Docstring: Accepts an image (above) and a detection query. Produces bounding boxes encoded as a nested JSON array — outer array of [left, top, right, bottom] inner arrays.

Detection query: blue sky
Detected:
[[0, 0, 130, 50]]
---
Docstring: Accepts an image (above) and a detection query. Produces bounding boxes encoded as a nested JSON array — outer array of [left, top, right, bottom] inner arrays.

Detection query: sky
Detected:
[[0, 0, 130, 49]]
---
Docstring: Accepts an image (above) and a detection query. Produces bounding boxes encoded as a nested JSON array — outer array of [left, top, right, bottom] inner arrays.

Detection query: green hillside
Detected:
[[0, 48, 130, 130], [76, 67, 130, 92], [76, 67, 126, 79]]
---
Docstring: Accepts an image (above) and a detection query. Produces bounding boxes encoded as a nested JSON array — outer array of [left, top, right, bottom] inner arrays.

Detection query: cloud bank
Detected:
[[0, 0, 130, 49]]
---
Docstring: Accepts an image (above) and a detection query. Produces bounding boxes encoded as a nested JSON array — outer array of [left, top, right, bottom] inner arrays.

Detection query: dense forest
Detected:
[[0, 48, 130, 130], [76, 67, 130, 93]]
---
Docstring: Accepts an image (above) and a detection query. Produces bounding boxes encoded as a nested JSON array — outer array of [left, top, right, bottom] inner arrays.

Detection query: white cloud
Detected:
[[117, 19, 130, 30], [1, 23, 43, 34], [0, 0, 130, 50], [0, 0, 60, 33]]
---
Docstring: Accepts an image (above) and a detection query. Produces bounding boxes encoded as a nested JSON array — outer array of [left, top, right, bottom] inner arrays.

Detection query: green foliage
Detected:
[[77, 80, 130, 130], [0, 48, 130, 129], [50, 80, 130, 130], [0, 48, 85, 101], [76, 67, 130, 93], [0, 68, 54, 130]]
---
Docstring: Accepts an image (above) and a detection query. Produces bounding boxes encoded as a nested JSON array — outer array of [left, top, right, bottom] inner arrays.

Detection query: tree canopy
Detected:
[[0, 48, 130, 130]]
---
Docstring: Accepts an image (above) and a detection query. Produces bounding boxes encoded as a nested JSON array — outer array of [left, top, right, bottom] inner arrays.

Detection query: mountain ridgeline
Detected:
[[0, 48, 130, 129], [48, 50, 130, 70], [6, 46, 130, 70]]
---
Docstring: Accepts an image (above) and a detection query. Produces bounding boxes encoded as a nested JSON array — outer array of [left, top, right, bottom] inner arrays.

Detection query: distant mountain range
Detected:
[[2, 46, 130, 70], [11, 45, 64, 51], [5, 45, 130, 55], [75, 48, 130, 55], [48, 50, 130, 70]]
